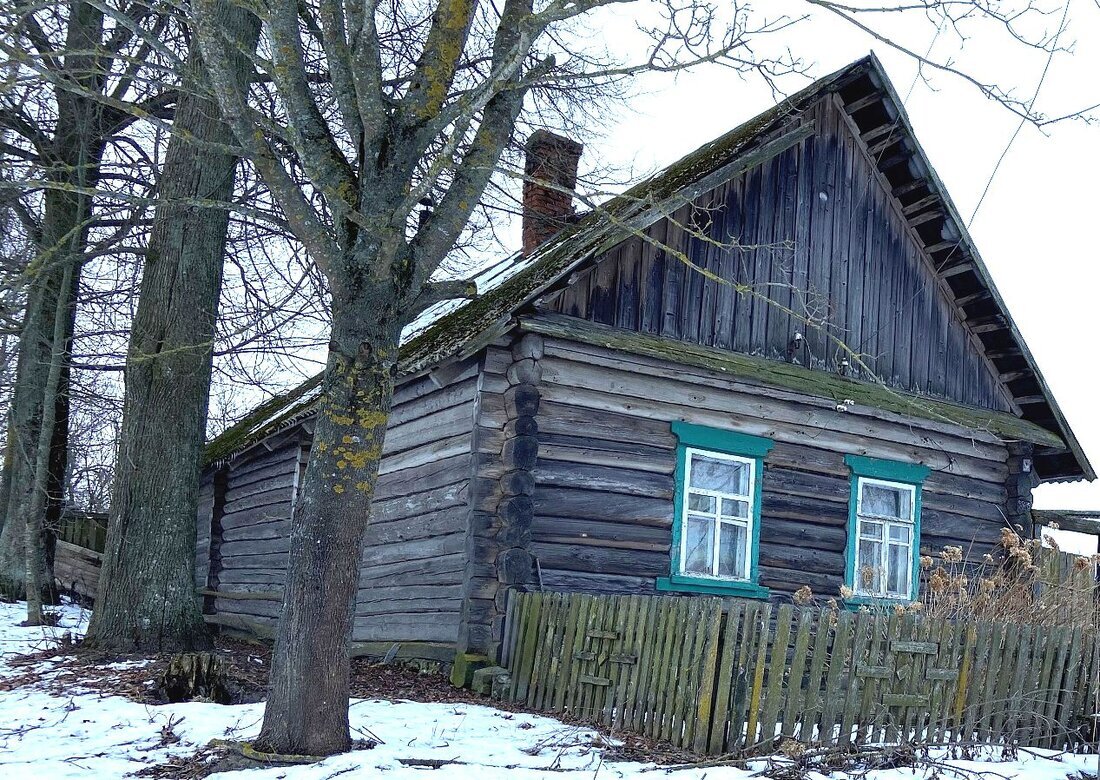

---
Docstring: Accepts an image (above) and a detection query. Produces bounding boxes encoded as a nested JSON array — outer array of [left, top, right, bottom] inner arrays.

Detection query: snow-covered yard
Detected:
[[0, 600, 1096, 780]]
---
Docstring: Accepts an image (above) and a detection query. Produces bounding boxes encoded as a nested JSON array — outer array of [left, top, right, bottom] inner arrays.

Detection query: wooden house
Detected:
[[196, 55, 1093, 663]]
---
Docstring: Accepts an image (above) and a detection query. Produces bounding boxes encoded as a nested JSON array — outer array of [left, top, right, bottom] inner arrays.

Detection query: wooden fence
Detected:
[[500, 592, 1100, 755], [56, 510, 108, 554]]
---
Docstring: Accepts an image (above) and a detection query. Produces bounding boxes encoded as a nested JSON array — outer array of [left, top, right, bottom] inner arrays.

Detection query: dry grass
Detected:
[[918, 528, 1099, 630]]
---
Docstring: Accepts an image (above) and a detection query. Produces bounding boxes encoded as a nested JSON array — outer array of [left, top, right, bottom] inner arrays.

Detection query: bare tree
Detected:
[[0, 0, 173, 616], [83, 0, 264, 651]]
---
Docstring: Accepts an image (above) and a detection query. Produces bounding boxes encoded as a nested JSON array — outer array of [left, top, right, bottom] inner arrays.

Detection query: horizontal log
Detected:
[[199, 588, 282, 602], [204, 613, 276, 639], [536, 458, 672, 498], [530, 541, 669, 577], [539, 569, 658, 595], [219, 503, 291, 532], [353, 613, 460, 644], [359, 551, 466, 585], [532, 486, 672, 525]]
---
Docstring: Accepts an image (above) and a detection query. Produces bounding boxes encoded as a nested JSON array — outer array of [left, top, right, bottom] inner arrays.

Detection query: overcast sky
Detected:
[[555, 1, 1100, 511]]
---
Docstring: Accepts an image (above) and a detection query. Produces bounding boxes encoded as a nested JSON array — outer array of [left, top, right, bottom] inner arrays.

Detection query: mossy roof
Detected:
[[206, 56, 1090, 480], [205, 59, 854, 464]]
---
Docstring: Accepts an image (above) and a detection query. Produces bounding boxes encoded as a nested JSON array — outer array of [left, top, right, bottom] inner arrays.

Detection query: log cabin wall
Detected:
[[526, 326, 1026, 600], [545, 94, 1012, 414], [351, 363, 479, 647], [203, 438, 302, 631], [199, 362, 481, 651]]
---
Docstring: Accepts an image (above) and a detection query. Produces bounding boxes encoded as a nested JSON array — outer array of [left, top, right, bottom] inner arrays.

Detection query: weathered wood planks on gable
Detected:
[[545, 95, 1011, 414]]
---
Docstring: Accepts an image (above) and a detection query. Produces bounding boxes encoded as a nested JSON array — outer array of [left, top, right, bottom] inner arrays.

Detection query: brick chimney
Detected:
[[522, 130, 583, 256]]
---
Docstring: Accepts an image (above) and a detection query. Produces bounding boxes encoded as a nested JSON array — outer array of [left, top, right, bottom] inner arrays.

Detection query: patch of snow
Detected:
[[0, 600, 1097, 780], [0, 599, 88, 671]]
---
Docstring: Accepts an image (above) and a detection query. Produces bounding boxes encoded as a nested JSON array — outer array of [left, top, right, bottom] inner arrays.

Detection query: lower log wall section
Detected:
[[531, 333, 1020, 599], [503, 592, 1100, 755], [201, 363, 480, 649]]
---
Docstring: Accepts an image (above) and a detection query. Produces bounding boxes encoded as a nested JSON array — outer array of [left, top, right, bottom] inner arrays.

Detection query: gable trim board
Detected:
[[204, 55, 1091, 483]]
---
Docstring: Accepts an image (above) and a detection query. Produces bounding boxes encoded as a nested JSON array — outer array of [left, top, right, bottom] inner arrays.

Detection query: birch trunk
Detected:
[[85, 6, 261, 651]]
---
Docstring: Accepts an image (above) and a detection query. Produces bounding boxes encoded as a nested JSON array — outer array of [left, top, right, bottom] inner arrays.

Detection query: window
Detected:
[[844, 455, 929, 603], [682, 449, 755, 580], [658, 422, 772, 598]]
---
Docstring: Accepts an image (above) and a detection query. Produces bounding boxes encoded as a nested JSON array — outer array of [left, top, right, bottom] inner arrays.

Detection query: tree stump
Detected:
[[159, 652, 233, 704]]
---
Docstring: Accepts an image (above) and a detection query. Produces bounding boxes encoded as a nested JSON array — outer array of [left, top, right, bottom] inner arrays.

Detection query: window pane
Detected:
[[887, 542, 910, 597], [684, 515, 714, 575], [718, 522, 748, 579], [862, 483, 910, 519], [721, 498, 750, 520], [857, 538, 882, 594], [860, 519, 883, 541], [888, 524, 911, 544], [691, 454, 750, 496], [688, 492, 717, 514]]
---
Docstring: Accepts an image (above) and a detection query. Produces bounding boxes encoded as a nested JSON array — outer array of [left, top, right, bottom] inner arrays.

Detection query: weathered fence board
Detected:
[[500, 592, 1099, 755]]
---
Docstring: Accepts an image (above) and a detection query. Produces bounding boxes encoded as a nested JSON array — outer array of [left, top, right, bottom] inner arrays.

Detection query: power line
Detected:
[[968, 0, 1072, 227]]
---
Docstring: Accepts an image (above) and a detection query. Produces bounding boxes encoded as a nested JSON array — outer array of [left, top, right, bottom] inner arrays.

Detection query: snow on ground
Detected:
[[0, 599, 89, 665], [0, 600, 1096, 780]]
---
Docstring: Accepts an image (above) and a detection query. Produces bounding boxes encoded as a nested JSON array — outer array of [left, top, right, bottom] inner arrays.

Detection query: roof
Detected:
[[1032, 509, 1100, 536], [206, 55, 1093, 482]]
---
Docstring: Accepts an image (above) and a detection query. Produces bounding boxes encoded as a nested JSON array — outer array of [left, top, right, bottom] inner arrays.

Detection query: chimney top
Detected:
[[522, 131, 583, 257]]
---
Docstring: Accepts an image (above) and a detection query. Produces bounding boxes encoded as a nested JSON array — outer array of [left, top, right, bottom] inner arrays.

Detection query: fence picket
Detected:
[[627, 596, 660, 734], [840, 611, 873, 746], [1054, 626, 1084, 750], [744, 603, 774, 749], [708, 601, 743, 753], [760, 605, 794, 746], [783, 609, 814, 742], [820, 610, 853, 744], [727, 601, 762, 752], [691, 599, 723, 753]]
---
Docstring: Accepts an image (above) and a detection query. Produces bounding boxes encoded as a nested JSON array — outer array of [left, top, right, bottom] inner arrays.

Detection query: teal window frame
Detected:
[[656, 421, 772, 599], [843, 455, 929, 605]]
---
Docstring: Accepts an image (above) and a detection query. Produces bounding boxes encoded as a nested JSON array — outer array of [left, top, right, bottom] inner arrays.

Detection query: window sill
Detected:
[[842, 593, 914, 611], [656, 576, 770, 599]]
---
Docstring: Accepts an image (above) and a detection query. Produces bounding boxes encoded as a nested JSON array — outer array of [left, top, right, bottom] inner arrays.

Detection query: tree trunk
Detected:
[[0, 189, 88, 600], [25, 261, 74, 623], [0, 0, 104, 600], [255, 301, 401, 756], [84, 6, 261, 651]]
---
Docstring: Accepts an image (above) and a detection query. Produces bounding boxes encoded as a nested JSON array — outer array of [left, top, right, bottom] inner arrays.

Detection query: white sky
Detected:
[[555, 1, 1100, 510]]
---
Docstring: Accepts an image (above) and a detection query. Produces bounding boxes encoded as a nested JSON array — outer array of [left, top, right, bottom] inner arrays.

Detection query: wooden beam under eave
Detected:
[[891, 180, 925, 199], [940, 262, 973, 278], [902, 194, 941, 215], [924, 239, 960, 254], [1014, 395, 1050, 406], [955, 289, 993, 307], [844, 93, 882, 114], [859, 115, 895, 139], [907, 209, 944, 228]]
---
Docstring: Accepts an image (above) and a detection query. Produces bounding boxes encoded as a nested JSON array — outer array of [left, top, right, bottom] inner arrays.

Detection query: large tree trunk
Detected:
[[255, 299, 401, 756], [85, 7, 261, 651]]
